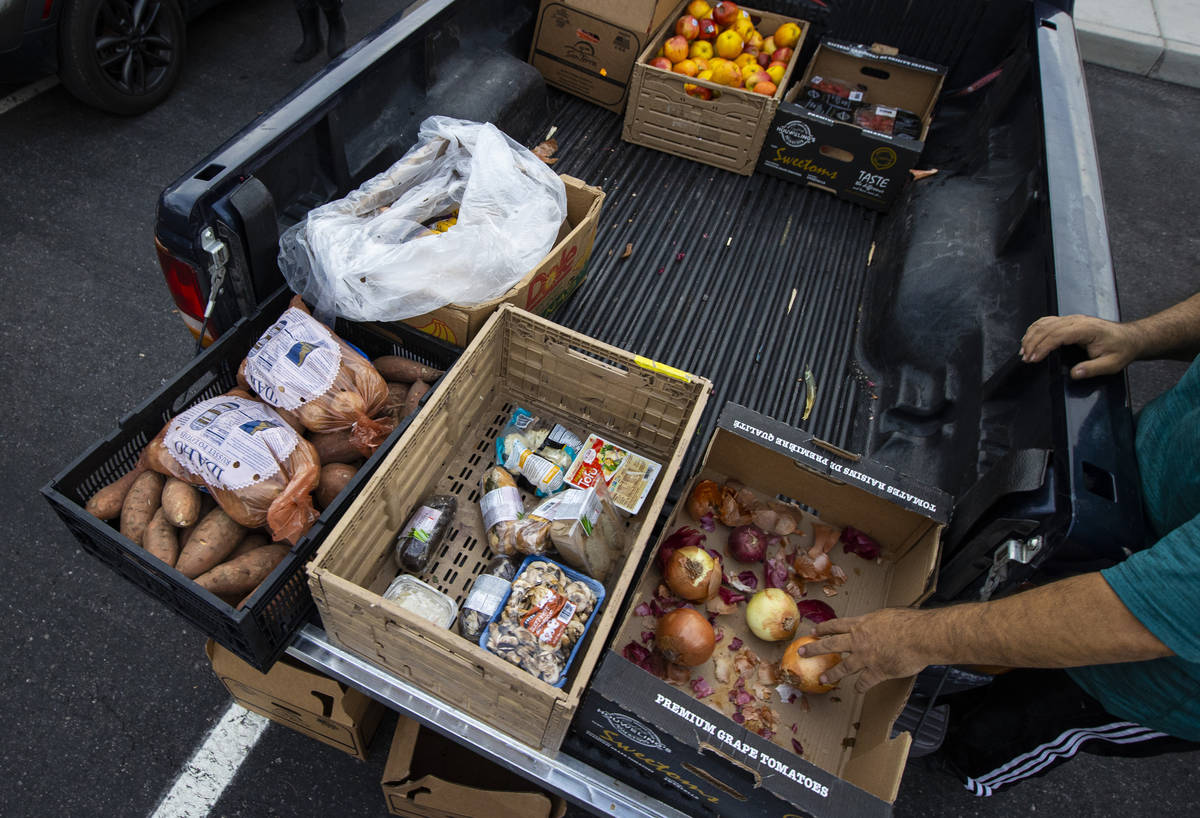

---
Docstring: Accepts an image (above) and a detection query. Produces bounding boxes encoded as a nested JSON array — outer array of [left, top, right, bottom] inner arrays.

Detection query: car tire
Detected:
[[58, 0, 186, 115]]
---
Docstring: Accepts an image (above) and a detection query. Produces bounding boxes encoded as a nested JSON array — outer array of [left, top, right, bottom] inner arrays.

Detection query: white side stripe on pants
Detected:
[[965, 721, 1168, 796]]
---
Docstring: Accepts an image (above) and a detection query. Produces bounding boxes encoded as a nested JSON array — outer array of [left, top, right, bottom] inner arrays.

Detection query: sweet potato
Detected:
[[373, 355, 443, 384], [195, 545, 290, 599], [228, 531, 270, 560], [403, 379, 430, 417], [120, 471, 165, 546], [162, 478, 202, 527], [315, 463, 358, 510], [143, 508, 181, 567], [309, 429, 365, 465], [85, 458, 148, 520], [176, 508, 247, 579]]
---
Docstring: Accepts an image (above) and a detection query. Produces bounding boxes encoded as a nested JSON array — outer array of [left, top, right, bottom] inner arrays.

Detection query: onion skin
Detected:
[[657, 607, 717, 666], [781, 635, 841, 694], [664, 545, 723, 602], [744, 588, 799, 642]]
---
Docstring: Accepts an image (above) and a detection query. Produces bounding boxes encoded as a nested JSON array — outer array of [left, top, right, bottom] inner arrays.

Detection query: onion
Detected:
[[744, 588, 799, 642], [664, 545, 723, 602], [780, 635, 841, 694], [728, 524, 768, 562], [657, 607, 717, 666], [687, 480, 723, 521]]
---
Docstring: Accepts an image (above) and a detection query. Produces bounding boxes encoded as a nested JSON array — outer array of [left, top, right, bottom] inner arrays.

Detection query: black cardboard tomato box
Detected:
[[566, 403, 951, 817], [757, 40, 946, 210]]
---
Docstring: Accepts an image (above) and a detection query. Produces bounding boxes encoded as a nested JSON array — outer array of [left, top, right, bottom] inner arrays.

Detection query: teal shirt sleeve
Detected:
[[1101, 511, 1200, 663]]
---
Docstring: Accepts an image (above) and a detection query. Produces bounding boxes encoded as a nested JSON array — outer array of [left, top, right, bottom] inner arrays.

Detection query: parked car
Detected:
[[0, 0, 226, 114]]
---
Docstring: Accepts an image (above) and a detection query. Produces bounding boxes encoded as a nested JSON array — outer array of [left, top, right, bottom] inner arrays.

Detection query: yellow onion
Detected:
[[656, 607, 716, 666], [664, 545, 722, 602], [781, 634, 841, 694], [744, 588, 799, 641]]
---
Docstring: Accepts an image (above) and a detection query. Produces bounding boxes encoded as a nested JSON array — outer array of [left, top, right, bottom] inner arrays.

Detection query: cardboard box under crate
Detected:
[[622, 2, 807, 175], [529, 0, 678, 113], [757, 40, 946, 210], [207, 640, 384, 760], [41, 286, 461, 672], [569, 404, 951, 817], [382, 716, 567, 818], [401, 175, 605, 347], [308, 304, 711, 750]]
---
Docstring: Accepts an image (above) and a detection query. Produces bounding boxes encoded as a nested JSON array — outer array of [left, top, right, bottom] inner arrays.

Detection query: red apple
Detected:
[[663, 35, 690, 63], [713, 1, 740, 27], [771, 46, 794, 65], [757, 52, 772, 68], [676, 14, 700, 41], [697, 18, 718, 41], [649, 56, 672, 70]]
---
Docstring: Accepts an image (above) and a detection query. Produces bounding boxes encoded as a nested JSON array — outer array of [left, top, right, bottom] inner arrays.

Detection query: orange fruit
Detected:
[[774, 22, 801, 49], [752, 80, 777, 96], [715, 29, 744, 59]]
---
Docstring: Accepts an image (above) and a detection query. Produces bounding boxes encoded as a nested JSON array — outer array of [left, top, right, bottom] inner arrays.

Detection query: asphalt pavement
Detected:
[[0, 2, 1197, 817]]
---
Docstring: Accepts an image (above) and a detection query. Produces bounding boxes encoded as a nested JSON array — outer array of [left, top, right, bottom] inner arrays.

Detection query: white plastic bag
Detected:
[[278, 116, 567, 324]]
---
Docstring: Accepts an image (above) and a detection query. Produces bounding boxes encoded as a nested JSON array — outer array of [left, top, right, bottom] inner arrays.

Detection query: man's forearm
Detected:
[[1128, 292, 1200, 362], [913, 573, 1171, 669]]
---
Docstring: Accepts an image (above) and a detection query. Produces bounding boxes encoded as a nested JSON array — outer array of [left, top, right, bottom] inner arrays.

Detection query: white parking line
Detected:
[[0, 76, 60, 115], [149, 702, 270, 818]]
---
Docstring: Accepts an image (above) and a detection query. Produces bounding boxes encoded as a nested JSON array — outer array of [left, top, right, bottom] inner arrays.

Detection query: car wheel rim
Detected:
[[92, 0, 176, 96]]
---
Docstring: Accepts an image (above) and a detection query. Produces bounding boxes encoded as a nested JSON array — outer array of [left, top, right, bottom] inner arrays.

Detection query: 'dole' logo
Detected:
[[600, 711, 671, 753], [778, 120, 815, 149]]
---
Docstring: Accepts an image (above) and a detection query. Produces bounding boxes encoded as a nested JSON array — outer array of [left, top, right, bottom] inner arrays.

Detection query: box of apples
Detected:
[[622, 0, 809, 175]]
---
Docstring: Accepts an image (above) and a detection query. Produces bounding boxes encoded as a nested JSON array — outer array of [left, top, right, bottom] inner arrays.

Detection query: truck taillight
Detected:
[[156, 238, 213, 344]]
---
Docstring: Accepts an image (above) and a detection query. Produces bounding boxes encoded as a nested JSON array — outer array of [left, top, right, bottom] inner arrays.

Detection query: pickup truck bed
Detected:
[[155, 0, 1141, 603]]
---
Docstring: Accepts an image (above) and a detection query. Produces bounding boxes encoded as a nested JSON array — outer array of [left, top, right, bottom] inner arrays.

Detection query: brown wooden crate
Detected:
[[622, 3, 807, 175], [309, 304, 711, 750]]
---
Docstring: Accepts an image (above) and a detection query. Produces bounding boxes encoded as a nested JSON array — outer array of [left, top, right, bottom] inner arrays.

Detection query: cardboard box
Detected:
[[757, 40, 947, 210], [402, 175, 605, 347], [622, 2, 807, 175], [381, 716, 566, 818], [569, 404, 951, 816], [308, 304, 711, 751], [206, 639, 384, 760], [529, 0, 678, 113]]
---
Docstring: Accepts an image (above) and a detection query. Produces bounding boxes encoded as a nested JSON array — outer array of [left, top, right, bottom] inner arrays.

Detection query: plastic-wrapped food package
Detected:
[[146, 395, 320, 545], [801, 74, 865, 123], [853, 104, 923, 138], [483, 558, 602, 686], [538, 483, 627, 582], [479, 467, 551, 556], [277, 116, 568, 324], [458, 555, 518, 642], [495, 408, 581, 496], [239, 296, 393, 456]]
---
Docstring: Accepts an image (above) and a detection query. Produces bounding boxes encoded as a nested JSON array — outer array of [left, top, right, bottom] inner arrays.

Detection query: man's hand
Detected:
[[1020, 314, 1141, 379], [799, 608, 935, 693]]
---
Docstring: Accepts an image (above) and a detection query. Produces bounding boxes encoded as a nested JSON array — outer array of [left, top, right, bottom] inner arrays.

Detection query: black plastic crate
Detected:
[[41, 286, 461, 671]]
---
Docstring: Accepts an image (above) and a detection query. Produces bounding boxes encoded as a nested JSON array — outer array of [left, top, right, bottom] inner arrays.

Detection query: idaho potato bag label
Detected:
[[165, 397, 299, 490], [243, 307, 341, 411]]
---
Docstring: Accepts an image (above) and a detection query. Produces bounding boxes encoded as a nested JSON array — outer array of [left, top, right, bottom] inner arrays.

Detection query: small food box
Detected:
[[622, 2, 808, 175], [402, 175, 605, 347], [308, 304, 711, 750], [41, 286, 460, 672], [529, 0, 679, 114], [382, 716, 567, 818], [206, 640, 384, 760], [568, 404, 950, 816], [564, 433, 662, 515], [757, 40, 947, 210]]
